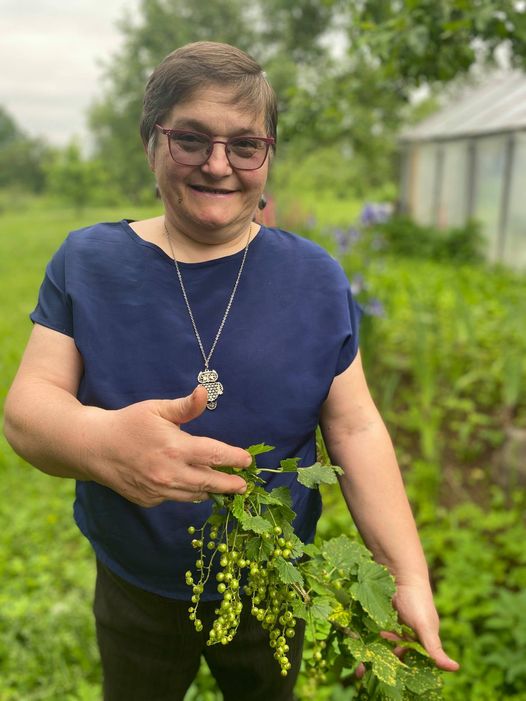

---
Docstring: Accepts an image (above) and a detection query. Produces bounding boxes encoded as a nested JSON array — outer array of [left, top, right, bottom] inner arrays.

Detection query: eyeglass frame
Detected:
[[155, 125, 276, 171]]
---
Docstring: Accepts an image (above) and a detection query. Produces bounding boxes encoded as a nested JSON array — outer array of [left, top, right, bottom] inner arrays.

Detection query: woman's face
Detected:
[[152, 84, 271, 245]]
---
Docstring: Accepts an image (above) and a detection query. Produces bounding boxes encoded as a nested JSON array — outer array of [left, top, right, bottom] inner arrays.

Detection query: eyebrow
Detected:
[[169, 118, 263, 135]]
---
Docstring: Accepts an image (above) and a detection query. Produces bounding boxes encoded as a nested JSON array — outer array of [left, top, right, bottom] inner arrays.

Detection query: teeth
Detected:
[[192, 185, 231, 194]]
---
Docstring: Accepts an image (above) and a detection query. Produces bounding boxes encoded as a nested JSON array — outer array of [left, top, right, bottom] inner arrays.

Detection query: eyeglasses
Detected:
[[155, 125, 275, 171]]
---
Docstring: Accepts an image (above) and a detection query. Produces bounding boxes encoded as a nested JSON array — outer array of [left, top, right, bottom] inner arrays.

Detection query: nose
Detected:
[[202, 140, 233, 177]]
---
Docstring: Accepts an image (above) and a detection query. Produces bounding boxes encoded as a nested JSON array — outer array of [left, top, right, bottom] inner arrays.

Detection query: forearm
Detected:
[[4, 379, 105, 481], [323, 418, 429, 586]]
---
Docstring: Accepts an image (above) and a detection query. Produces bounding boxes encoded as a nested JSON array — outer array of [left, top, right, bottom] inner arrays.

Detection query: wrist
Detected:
[[75, 405, 111, 483]]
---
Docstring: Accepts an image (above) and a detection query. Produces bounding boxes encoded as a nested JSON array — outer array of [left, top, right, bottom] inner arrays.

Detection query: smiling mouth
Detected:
[[189, 185, 236, 195]]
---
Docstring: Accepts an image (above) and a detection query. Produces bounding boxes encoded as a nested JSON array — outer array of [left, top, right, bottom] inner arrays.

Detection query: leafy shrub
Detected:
[[375, 216, 485, 264]]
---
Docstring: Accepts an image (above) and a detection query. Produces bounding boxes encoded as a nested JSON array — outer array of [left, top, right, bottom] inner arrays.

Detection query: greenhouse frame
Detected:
[[399, 71, 526, 268]]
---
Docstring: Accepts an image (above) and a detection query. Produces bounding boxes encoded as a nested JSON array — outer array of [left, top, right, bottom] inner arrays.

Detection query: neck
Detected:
[[163, 217, 257, 263]]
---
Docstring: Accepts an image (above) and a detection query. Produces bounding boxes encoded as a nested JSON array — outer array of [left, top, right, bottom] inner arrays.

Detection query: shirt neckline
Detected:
[[120, 219, 266, 269]]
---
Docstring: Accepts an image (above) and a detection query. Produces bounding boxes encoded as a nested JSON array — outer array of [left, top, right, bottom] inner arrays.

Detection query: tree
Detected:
[[0, 106, 50, 193], [45, 141, 117, 212], [87, 0, 526, 201]]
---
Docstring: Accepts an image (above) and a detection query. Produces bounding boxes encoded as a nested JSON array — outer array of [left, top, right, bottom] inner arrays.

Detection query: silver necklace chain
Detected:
[[163, 220, 252, 409]]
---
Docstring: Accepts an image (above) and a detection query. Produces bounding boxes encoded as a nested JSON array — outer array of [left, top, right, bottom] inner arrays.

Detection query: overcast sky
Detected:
[[0, 0, 139, 146]]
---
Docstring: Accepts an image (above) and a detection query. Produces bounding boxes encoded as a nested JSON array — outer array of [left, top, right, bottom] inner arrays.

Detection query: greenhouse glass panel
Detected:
[[409, 143, 437, 225], [503, 132, 526, 269], [436, 140, 468, 228], [473, 135, 507, 262]]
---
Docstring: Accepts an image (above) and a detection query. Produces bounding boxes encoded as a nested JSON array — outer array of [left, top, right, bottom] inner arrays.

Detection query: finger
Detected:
[[185, 434, 252, 471], [170, 463, 247, 496], [355, 662, 365, 679], [157, 386, 209, 425], [417, 630, 460, 671]]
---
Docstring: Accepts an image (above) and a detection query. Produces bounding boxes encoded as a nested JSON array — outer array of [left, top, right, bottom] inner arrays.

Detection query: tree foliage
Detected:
[[0, 106, 50, 193], [87, 0, 526, 201]]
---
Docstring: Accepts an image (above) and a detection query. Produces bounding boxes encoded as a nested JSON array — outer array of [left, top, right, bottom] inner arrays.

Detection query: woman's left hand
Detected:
[[392, 581, 459, 671]]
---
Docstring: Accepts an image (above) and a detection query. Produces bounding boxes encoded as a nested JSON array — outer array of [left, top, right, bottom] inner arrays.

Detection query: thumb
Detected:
[[418, 630, 460, 672], [158, 386, 208, 425]]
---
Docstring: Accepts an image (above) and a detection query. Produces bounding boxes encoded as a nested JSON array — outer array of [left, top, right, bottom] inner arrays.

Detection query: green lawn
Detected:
[[0, 205, 159, 701]]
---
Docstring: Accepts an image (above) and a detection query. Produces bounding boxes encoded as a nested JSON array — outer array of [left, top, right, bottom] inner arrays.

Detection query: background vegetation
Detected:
[[1, 1, 526, 699]]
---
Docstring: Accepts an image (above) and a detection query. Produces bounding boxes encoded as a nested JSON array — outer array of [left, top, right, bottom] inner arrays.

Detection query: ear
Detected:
[[143, 135, 157, 172]]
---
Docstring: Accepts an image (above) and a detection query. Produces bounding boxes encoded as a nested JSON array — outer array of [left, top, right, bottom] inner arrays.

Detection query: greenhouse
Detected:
[[399, 71, 526, 268]]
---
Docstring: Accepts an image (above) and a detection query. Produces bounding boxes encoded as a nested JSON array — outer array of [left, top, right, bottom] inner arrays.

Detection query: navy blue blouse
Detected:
[[31, 221, 361, 598]]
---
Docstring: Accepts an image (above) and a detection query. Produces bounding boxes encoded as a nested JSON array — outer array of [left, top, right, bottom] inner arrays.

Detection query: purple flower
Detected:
[[362, 298, 386, 317], [333, 227, 350, 255], [360, 202, 392, 226]]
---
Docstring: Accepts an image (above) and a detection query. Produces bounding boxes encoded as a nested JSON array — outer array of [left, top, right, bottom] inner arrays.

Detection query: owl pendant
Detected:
[[197, 368, 224, 410]]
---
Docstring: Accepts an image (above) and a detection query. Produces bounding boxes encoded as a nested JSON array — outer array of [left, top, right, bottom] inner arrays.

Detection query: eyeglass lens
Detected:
[[168, 132, 269, 169]]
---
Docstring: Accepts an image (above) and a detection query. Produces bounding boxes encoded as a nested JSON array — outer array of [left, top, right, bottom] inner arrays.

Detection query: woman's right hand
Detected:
[[4, 326, 249, 507], [85, 385, 250, 506]]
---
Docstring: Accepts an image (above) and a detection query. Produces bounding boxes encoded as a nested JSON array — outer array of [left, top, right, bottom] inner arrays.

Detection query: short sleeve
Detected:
[[30, 241, 74, 337], [334, 286, 363, 375]]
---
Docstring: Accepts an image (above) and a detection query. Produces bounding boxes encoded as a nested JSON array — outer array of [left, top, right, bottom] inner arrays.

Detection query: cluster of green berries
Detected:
[[245, 526, 298, 677], [307, 639, 328, 682], [185, 522, 299, 677]]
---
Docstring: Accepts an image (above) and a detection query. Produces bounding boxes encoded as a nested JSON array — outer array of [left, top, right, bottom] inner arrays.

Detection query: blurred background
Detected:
[[1, 1, 526, 699]]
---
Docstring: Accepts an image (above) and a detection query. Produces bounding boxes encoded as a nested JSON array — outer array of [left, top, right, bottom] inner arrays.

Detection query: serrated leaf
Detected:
[[210, 493, 225, 507], [400, 652, 443, 694], [239, 513, 273, 535], [373, 680, 404, 701], [344, 636, 367, 661], [292, 598, 309, 621], [309, 596, 333, 620], [296, 462, 343, 488], [303, 543, 319, 558], [246, 443, 275, 457], [271, 504, 297, 526], [265, 486, 293, 508], [245, 535, 273, 562], [231, 494, 246, 521], [321, 535, 367, 573], [350, 561, 397, 629], [367, 641, 404, 687], [279, 457, 300, 472], [345, 639, 403, 688], [287, 533, 305, 559], [273, 557, 304, 586]]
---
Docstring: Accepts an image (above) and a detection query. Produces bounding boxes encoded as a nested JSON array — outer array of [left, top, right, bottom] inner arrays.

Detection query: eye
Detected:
[[170, 132, 209, 152], [230, 138, 266, 159]]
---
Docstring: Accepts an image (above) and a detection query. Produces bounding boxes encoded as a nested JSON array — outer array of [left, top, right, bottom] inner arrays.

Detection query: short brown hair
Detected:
[[140, 41, 277, 159]]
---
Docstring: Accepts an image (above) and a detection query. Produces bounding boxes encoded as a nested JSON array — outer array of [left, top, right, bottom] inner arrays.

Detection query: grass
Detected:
[[0, 204, 159, 701]]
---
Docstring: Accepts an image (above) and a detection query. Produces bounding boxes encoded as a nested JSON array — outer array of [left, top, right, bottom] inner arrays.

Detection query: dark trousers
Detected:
[[93, 560, 305, 701]]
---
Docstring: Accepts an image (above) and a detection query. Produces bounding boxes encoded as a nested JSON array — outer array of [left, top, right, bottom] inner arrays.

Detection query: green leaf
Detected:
[[296, 462, 343, 488], [350, 561, 397, 629], [273, 556, 304, 586], [279, 457, 300, 472], [231, 494, 245, 521], [265, 486, 293, 508], [344, 638, 402, 688], [367, 641, 404, 687], [303, 543, 319, 558], [292, 598, 309, 621], [400, 652, 443, 695], [321, 535, 367, 573], [309, 596, 333, 620], [210, 494, 225, 507], [239, 513, 273, 535], [245, 536, 273, 562], [246, 443, 275, 457]]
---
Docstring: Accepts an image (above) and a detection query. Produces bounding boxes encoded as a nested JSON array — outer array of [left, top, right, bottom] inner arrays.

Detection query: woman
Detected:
[[4, 41, 458, 701]]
